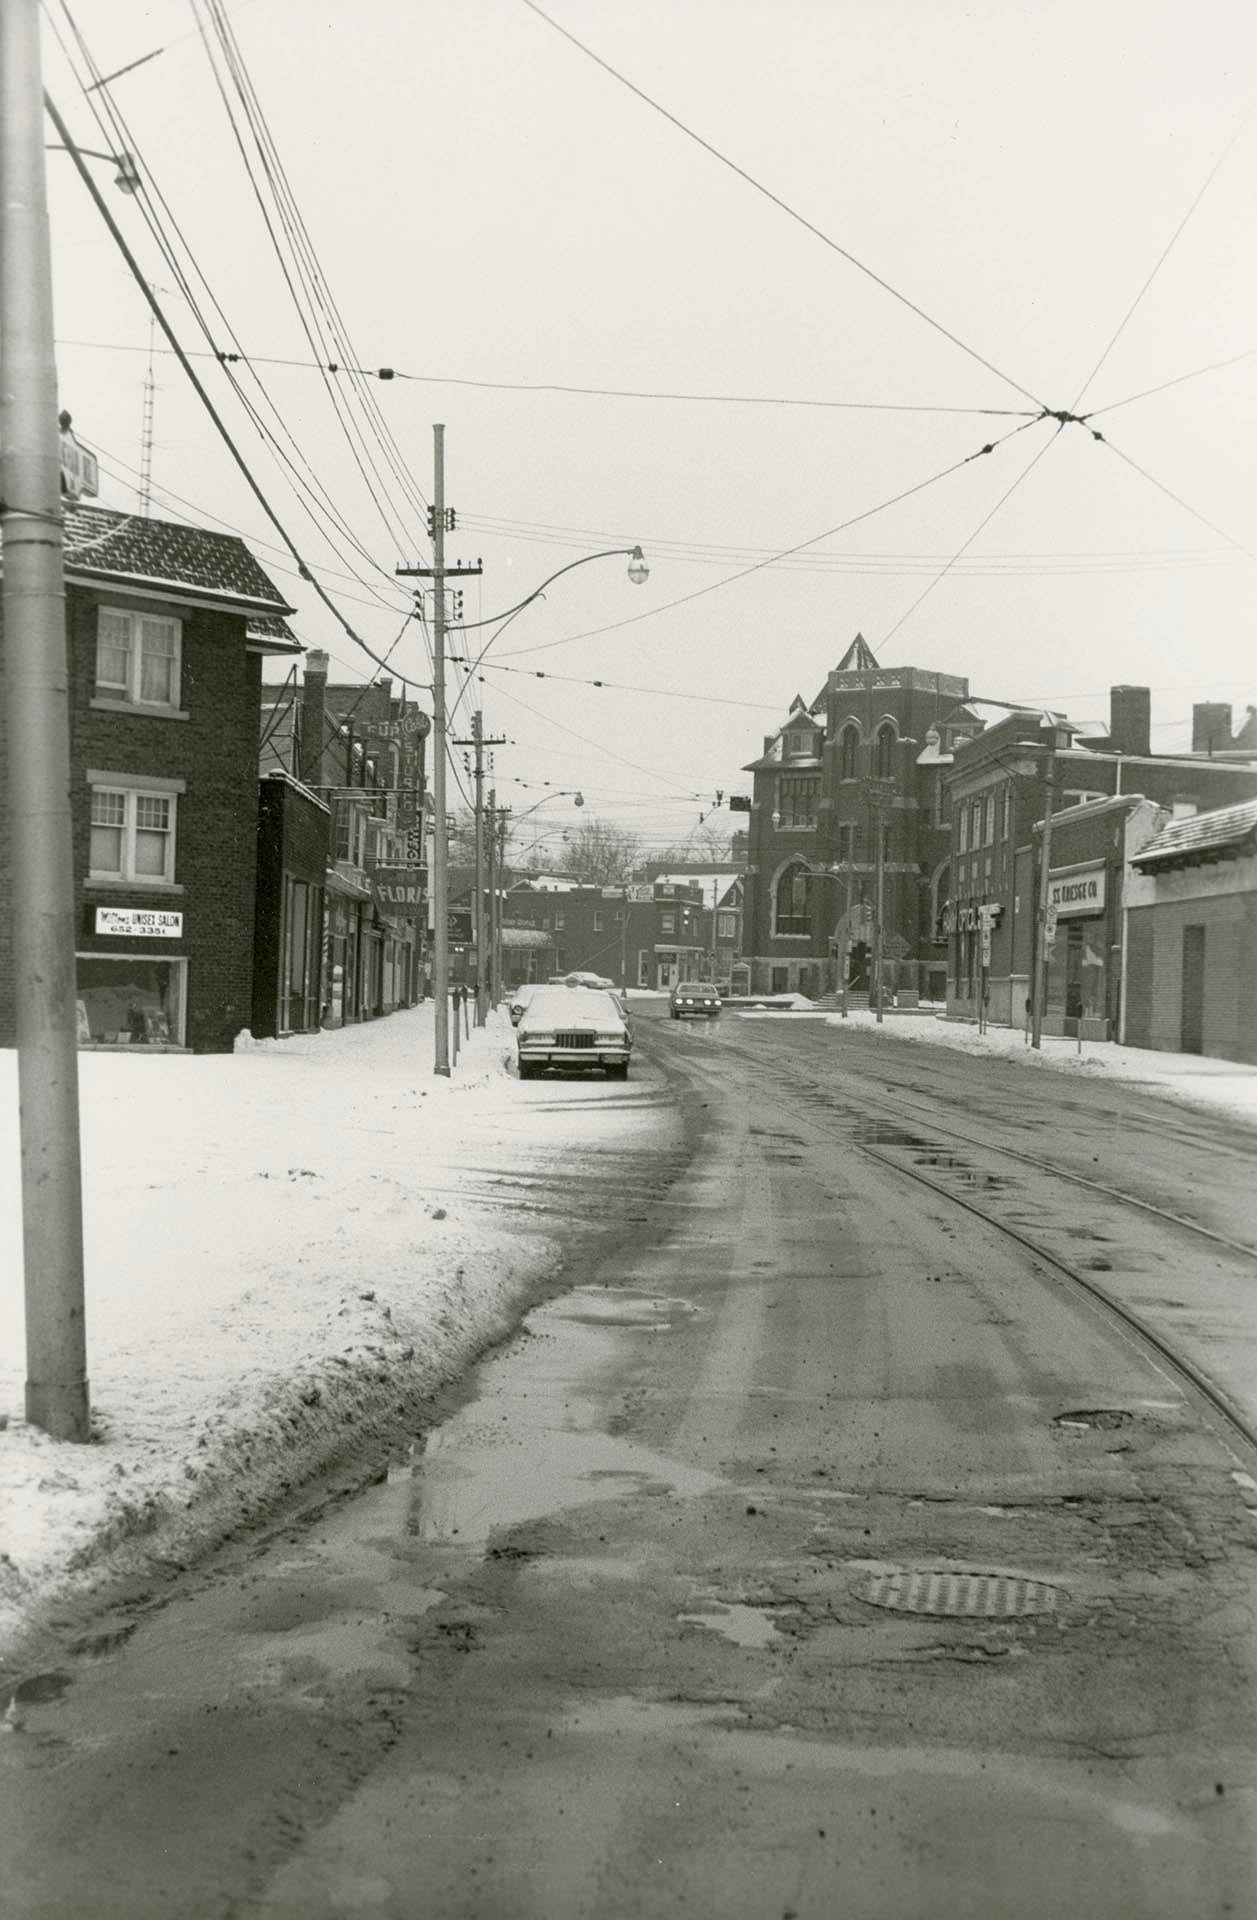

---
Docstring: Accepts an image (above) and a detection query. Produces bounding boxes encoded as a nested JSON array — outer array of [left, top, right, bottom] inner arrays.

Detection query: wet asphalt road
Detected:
[[6, 1004, 1257, 1919]]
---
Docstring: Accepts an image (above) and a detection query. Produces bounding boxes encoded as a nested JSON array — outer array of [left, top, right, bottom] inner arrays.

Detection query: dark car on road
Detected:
[[670, 982, 722, 1020]]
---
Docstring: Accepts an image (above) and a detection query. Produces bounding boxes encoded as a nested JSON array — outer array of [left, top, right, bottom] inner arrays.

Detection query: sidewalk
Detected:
[[0, 1005, 653, 1663]]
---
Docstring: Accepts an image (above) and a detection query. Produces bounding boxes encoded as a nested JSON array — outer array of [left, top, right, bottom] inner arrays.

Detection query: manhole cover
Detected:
[[859, 1569, 1061, 1618]]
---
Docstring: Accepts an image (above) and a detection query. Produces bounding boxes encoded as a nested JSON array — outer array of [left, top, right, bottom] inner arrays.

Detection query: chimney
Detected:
[[299, 650, 329, 788], [1109, 685, 1150, 757], [1192, 701, 1232, 755]]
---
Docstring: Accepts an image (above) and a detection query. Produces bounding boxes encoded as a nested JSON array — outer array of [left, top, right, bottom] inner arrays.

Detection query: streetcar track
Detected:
[[735, 1028, 1257, 1265], [649, 1025, 1257, 1466]]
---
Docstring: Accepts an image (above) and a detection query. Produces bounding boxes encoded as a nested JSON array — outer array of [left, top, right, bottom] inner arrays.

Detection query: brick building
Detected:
[[261, 652, 429, 1025], [252, 771, 330, 1037], [500, 874, 728, 990], [0, 503, 297, 1052], [740, 636, 970, 999], [945, 686, 1257, 1036]]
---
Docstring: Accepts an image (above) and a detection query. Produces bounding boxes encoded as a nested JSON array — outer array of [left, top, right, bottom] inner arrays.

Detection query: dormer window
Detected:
[[785, 729, 812, 758], [95, 607, 182, 711]]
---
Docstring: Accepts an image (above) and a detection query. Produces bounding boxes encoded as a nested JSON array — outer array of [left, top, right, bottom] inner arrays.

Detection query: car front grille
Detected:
[[555, 1031, 596, 1048]]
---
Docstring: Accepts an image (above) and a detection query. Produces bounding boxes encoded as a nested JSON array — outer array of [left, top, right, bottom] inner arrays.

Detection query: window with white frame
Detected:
[[957, 804, 970, 853], [660, 911, 675, 932], [89, 783, 177, 883], [1003, 786, 1013, 838], [983, 794, 995, 845], [717, 911, 736, 939], [95, 608, 182, 709], [594, 911, 605, 932]]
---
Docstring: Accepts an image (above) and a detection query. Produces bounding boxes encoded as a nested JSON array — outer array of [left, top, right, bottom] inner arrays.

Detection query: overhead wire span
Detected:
[[194, 0, 433, 540], [43, 90, 429, 689], [1091, 434, 1257, 567], [1084, 345, 1257, 421], [874, 420, 1065, 656], [448, 656, 787, 713], [1070, 101, 1256, 413], [498, 415, 1046, 660], [486, 679, 712, 797], [520, 0, 1045, 411], [48, 4, 414, 605], [189, 0, 419, 558], [50, 337, 1037, 418]]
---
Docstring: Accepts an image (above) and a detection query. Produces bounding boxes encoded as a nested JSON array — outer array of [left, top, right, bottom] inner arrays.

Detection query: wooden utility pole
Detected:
[[2, 1, 90, 1440], [1030, 737, 1058, 1050], [397, 427, 480, 1074], [453, 709, 504, 1029]]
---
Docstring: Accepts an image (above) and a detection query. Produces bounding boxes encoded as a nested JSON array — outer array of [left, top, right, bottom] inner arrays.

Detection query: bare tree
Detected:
[[556, 819, 642, 886]]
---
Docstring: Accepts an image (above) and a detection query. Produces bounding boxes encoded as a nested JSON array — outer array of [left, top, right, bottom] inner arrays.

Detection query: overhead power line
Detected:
[[499, 415, 1045, 660], [520, 0, 1046, 412], [48, 4, 419, 618], [43, 90, 430, 689], [51, 336, 1035, 419], [1071, 101, 1256, 412], [875, 421, 1065, 656], [1085, 345, 1257, 421]]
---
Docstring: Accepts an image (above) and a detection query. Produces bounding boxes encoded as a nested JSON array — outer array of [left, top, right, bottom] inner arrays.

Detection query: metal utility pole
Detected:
[[397, 425, 480, 1075], [1, 0, 91, 1440], [1030, 736, 1058, 1051]]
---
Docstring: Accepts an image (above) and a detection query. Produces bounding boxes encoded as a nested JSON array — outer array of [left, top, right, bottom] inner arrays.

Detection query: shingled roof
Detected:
[[58, 503, 296, 622], [1132, 798, 1257, 871]]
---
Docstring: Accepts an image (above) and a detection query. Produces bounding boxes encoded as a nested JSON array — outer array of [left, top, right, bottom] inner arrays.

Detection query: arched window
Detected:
[[875, 722, 897, 780], [774, 863, 812, 936], [838, 724, 859, 781]]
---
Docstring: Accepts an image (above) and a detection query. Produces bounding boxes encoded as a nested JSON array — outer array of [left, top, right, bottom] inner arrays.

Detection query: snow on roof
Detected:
[[56, 502, 295, 620], [1132, 797, 1257, 869]]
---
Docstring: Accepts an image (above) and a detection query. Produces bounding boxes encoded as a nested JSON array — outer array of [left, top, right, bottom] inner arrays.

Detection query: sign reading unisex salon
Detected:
[[96, 906, 183, 938], [1046, 863, 1106, 919]]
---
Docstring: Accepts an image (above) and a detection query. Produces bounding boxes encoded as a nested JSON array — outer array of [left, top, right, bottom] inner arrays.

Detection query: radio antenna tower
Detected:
[[138, 286, 174, 515]]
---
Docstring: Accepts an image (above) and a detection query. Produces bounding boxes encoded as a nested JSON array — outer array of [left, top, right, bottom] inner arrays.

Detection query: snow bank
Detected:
[[816, 1008, 1257, 1128], [0, 1007, 635, 1660]]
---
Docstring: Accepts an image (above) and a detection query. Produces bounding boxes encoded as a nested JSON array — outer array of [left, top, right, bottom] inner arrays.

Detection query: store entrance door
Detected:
[[1181, 924, 1205, 1054]]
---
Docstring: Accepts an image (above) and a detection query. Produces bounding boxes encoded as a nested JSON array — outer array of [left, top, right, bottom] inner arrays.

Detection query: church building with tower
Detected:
[[739, 635, 979, 1003]]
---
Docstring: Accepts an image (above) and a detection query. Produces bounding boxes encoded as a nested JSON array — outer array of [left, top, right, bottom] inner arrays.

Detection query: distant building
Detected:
[[740, 635, 972, 999], [0, 503, 297, 1051], [945, 685, 1257, 1037], [1124, 798, 1257, 1063]]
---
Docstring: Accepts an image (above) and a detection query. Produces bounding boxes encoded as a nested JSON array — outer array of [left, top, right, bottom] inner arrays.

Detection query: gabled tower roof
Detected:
[[835, 633, 878, 672]]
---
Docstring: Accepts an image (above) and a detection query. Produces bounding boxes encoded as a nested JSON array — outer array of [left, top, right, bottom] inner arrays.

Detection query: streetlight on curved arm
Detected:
[[455, 547, 649, 634], [447, 547, 648, 728]]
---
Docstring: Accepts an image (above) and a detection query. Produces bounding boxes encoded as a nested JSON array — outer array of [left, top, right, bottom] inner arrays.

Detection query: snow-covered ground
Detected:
[[737, 1003, 1257, 1129], [4, 996, 1254, 1669], [0, 1006, 668, 1663]]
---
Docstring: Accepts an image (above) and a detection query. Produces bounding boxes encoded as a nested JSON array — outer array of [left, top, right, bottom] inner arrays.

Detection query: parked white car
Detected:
[[516, 986, 632, 1081]]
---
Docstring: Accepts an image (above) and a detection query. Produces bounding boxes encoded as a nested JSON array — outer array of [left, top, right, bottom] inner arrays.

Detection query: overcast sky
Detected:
[[41, 0, 1257, 856]]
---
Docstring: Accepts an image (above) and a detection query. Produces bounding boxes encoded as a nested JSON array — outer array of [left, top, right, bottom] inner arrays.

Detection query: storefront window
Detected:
[[1047, 921, 1106, 1025], [76, 954, 186, 1046]]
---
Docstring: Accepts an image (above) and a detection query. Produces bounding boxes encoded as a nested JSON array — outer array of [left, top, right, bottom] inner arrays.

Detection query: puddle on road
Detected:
[[677, 1605, 789, 1648], [555, 1291, 700, 1334], [410, 1298, 724, 1552]]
